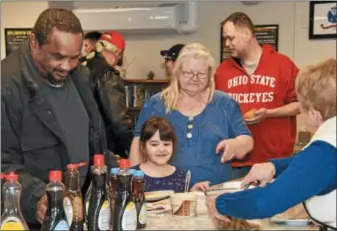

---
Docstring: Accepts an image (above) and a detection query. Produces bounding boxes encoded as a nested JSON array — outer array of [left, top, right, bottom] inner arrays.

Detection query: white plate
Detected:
[[222, 181, 256, 190], [270, 217, 313, 226], [145, 190, 175, 202]]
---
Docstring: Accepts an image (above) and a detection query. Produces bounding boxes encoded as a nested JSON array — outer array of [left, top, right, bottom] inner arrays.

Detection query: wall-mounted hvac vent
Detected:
[[72, 1, 198, 34]]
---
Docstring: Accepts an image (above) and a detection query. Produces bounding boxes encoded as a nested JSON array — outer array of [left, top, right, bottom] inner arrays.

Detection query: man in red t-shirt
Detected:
[[215, 12, 301, 179]]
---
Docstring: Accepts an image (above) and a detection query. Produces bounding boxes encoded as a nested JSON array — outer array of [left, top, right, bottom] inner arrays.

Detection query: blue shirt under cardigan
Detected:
[[215, 140, 337, 219], [133, 90, 251, 186]]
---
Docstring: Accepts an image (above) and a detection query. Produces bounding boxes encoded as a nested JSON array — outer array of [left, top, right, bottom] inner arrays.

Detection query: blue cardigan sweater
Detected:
[[215, 140, 337, 219]]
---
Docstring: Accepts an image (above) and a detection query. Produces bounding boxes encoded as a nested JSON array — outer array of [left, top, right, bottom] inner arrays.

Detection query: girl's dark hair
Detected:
[[139, 116, 177, 158]]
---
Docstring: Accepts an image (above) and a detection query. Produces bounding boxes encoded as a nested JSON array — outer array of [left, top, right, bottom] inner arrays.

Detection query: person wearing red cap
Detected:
[[81, 30, 133, 158]]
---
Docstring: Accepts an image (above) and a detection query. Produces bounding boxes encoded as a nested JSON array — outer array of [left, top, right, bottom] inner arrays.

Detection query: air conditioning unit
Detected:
[[72, 1, 198, 34]]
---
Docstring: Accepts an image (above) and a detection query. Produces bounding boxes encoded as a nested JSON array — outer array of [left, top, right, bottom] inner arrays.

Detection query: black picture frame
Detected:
[[220, 24, 279, 63], [309, 1, 337, 39], [4, 28, 32, 57]]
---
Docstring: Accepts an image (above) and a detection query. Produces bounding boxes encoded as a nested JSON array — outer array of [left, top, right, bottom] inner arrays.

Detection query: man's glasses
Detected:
[[181, 70, 208, 79]]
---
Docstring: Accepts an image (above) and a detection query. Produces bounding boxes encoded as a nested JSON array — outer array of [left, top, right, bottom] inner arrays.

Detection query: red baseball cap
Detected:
[[99, 31, 126, 52]]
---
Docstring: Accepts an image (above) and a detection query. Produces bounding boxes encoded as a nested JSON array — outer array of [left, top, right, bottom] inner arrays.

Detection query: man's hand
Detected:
[[190, 181, 210, 192], [206, 194, 231, 227], [241, 162, 276, 188], [36, 194, 48, 224], [244, 108, 269, 125], [216, 139, 238, 163]]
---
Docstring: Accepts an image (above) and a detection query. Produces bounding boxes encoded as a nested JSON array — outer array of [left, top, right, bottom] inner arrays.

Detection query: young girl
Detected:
[[132, 116, 209, 192]]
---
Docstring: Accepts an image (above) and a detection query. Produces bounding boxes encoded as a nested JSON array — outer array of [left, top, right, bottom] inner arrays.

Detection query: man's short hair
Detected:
[[84, 31, 102, 42], [32, 8, 83, 46], [221, 12, 255, 34]]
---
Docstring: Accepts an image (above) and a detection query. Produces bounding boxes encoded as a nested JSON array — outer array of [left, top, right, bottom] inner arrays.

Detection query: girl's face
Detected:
[[143, 130, 173, 166]]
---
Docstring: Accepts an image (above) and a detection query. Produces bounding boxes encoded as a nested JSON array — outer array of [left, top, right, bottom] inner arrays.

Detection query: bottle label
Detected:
[[0, 217, 25, 231], [54, 220, 69, 231], [98, 200, 110, 230], [122, 202, 137, 230], [139, 203, 147, 225], [73, 196, 84, 221], [63, 196, 73, 226]]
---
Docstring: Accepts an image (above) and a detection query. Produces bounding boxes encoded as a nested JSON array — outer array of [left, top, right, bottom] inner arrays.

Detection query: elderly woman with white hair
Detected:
[[129, 43, 253, 187]]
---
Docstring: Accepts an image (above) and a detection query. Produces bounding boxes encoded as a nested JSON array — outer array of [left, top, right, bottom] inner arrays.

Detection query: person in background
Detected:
[[207, 58, 336, 230], [133, 116, 211, 192], [130, 43, 253, 187], [1, 8, 116, 228], [83, 31, 102, 55], [215, 12, 300, 179], [81, 31, 133, 158], [160, 44, 185, 77]]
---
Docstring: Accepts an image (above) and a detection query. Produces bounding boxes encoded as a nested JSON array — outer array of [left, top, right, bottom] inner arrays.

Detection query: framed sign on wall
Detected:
[[309, 1, 337, 39], [220, 24, 279, 62], [4, 28, 32, 57]]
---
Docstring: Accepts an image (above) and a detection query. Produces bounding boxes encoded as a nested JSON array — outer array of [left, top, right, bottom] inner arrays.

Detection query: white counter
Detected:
[[144, 214, 319, 230]]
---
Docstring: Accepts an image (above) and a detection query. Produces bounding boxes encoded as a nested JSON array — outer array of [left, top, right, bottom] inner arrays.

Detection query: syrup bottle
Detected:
[[87, 154, 111, 231], [0, 171, 29, 231], [132, 170, 147, 229], [84, 154, 103, 229], [109, 167, 120, 229], [1, 173, 4, 216], [113, 159, 137, 231], [41, 170, 69, 231], [64, 162, 86, 231]]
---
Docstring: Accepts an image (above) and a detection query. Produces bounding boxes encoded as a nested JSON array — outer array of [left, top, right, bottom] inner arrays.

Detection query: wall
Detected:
[[0, 1, 49, 59], [2, 1, 335, 75], [1, 1, 336, 131]]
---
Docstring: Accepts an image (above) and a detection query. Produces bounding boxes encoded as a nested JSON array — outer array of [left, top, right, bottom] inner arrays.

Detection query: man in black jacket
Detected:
[[1, 8, 117, 227], [81, 31, 133, 158]]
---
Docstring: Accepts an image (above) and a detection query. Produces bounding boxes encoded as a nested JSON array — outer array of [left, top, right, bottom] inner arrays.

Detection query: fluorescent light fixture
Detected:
[[73, 8, 153, 13]]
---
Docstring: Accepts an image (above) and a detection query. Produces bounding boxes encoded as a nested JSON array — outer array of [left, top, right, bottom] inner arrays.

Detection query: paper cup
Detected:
[[189, 191, 208, 215], [171, 193, 197, 217]]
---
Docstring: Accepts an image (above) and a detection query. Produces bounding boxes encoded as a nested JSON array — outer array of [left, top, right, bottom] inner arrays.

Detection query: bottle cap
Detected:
[[49, 170, 62, 182], [128, 169, 136, 175], [67, 162, 87, 171], [119, 159, 130, 168], [5, 171, 19, 181], [134, 170, 145, 177], [93, 154, 105, 167], [110, 168, 120, 175]]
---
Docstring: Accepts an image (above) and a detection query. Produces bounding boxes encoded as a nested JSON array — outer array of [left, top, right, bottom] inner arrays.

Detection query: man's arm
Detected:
[[1, 95, 46, 224], [267, 102, 300, 118]]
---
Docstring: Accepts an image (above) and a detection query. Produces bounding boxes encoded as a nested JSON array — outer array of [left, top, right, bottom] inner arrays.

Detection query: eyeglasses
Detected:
[[181, 70, 208, 79]]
